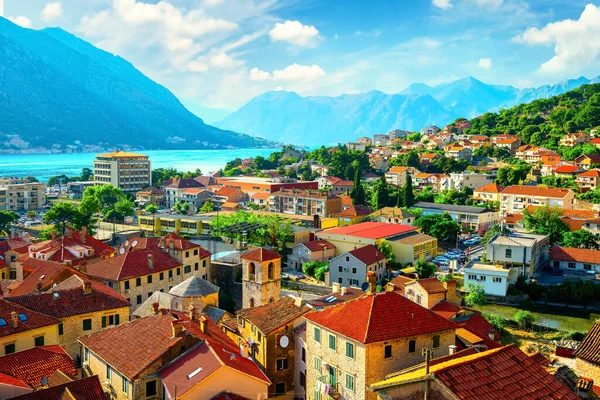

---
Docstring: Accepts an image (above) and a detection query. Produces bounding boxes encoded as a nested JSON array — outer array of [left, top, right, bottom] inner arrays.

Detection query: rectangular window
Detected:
[[314, 357, 322, 373], [137, 295, 142, 304], [107, 365, 112, 379], [300, 372, 306, 388], [568, 262, 576, 269], [186, 251, 190, 258], [346, 342, 354, 359], [177, 268, 181, 276], [147, 275, 153, 284], [122, 377, 128, 394], [345, 374, 355, 391], [408, 340, 416, 353], [584, 264, 592, 271], [505, 249, 512, 258], [58, 322, 64, 336], [203, 259, 207, 267], [159, 272, 164, 280], [195, 262, 199, 271], [184, 265, 191, 274], [145, 380, 157, 397], [433, 335, 440, 349], [194, 249, 199, 256], [276, 359, 288, 371], [82, 319, 92, 331], [124, 280, 130, 290], [384, 344, 392, 359], [4, 343, 15, 355], [84, 348, 89, 362], [136, 277, 141, 287], [314, 327, 321, 343], [302, 347, 306, 362], [352, 267, 357, 274], [338, 277, 343, 284], [345, 256, 350, 262], [338, 266, 342, 272], [329, 334, 336, 350], [493, 277, 502, 283], [169, 270, 173, 278]]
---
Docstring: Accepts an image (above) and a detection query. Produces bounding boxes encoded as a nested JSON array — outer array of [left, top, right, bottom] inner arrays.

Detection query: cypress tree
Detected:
[[403, 175, 415, 207]]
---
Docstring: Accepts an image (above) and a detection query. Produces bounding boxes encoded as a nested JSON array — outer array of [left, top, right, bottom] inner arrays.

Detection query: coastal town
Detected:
[[1, 83, 600, 399]]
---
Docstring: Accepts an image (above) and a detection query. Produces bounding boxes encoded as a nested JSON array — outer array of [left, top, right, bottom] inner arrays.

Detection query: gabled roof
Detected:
[[431, 301, 462, 319], [165, 178, 203, 189], [27, 230, 113, 265], [552, 165, 581, 174], [241, 248, 281, 262], [321, 222, 417, 240], [301, 240, 336, 252], [160, 316, 270, 398], [237, 296, 311, 334], [474, 183, 504, 194], [79, 314, 184, 379], [308, 287, 364, 308], [0, 346, 77, 388], [501, 185, 573, 198], [169, 276, 219, 297], [346, 245, 386, 266], [575, 321, 600, 365], [550, 246, 600, 265], [577, 169, 600, 178], [576, 154, 600, 163], [0, 298, 59, 337], [9, 375, 105, 400], [6, 276, 129, 318], [407, 277, 447, 294], [333, 205, 373, 218], [370, 345, 577, 399], [306, 292, 458, 344]]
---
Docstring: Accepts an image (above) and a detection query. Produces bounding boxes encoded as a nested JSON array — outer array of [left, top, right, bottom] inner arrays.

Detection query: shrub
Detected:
[[485, 314, 507, 331], [514, 310, 535, 330], [569, 331, 586, 341]]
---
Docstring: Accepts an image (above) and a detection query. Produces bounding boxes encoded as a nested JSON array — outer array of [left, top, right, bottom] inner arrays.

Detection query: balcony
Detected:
[[317, 376, 340, 399]]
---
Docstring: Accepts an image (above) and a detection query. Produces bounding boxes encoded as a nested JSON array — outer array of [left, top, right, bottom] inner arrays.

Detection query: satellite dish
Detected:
[[279, 335, 289, 348], [119, 248, 125, 255], [132, 240, 138, 247], [124, 240, 129, 247]]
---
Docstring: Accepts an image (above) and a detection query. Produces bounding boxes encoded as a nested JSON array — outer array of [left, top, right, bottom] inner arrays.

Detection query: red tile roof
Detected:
[[211, 393, 252, 400], [241, 248, 281, 262], [553, 165, 582, 174], [0, 239, 29, 257], [9, 375, 105, 400], [460, 312, 500, 343], [0, 298, 59, 338], [386, 275, 415, 295], [79, 314, 183, 379], [160, 316, 270, 397], [321, 222, 417, 240], [165, 178, 203, 189], [302, 240, 336, 252], [474, 183, 504, 194], [333, 205, 373, 218], [431, 301, 462, 319], [9, 260, 85, 296], [0, 346, 77, 388], [306, 292, 458, 344], [411, 278, 447, 294], [434, 345, 577, 400], [6, 276, 129, 318], [574, 321, 600, 365], [308, 287, 364, 308], [85, 246, 180, 281], [578, 169, 600, 178], [348, 245, 386, 266], [237, 296, 311, 334], [28, 231, 113, 265], [550, 246, 600, 265], [501, 185, 573, 198]]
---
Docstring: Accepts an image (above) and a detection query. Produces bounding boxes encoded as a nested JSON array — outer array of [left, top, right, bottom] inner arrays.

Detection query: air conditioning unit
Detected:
[[124, 289, 130, 294]]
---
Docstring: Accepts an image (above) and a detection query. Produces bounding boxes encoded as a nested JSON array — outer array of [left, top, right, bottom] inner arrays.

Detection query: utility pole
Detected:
[[422, 348, 433, 400]]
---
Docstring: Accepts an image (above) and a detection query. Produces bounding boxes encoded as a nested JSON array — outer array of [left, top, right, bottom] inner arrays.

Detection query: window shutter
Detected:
[[102, 316, 107, 328], [115, 314, 120, 325]]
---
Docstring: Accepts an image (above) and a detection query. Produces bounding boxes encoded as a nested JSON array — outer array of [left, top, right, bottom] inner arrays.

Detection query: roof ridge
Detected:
[[363, 294, 376, 342]]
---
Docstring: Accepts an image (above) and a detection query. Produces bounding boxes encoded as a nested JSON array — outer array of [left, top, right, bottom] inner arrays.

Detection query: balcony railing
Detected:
[[317, 376, 340, 399]]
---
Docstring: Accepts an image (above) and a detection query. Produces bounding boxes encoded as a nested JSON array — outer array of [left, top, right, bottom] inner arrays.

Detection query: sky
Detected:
[[3, 0, 600, 122]]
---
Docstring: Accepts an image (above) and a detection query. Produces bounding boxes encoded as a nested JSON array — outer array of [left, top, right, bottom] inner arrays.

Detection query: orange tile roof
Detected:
[[10, 375, 105, 400], [389, 166, 410, 173], [501, 185, 573, 198], [86, 246, 180, 281], [9, 260, 87, 296], [334, 205, 372, 218], [237, 296, 311, 334], [574, 321, 600, 365], [410, 277, 448, 294], [552, 165, 581, 174], [250, 192, 269, 199], [0, 346, 77, 388], [0, 298, 60, 338], [301, 240, 336, 252], [474, 183, 504, 193], [387, 275, 415, 294], [431, 301, 462, 319], [305, 292, 458, 344], [347, 244, 386, 265], [241, 247, 281, 262], [550, 246, 600, 265], [578, 169, 600, 178]]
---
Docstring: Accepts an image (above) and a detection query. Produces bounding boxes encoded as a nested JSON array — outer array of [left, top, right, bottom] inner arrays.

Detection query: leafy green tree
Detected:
[[562, 229, 600, 249], [485, 314, 507, 331], [370, 176, 392, 210], [514, 310, 534, 330], [430, 219, 461, 242], [350, 163, 366, 206], [24, 176, 39, 183], [482, 224, 502, 246], [173, 201, 190, 215], [315, 264, 330, 282], [407, 132, 421, 142], [26, 210, 38, 220], [414, 259, 436, 279], [80, 168, 93, 181], [464, 283, 487, 307], [495, 163, 531, 186], [303, 261, 328, 278], [114, 197, 135, 218], [200, 201, 215, 213], [377, 239, 396, 265], [523, 205, 569, 244], [44, 203, 79, 235], [403, 175, 415, 207], [0, 211, 19, 234], [145, 204, 159, 215], [415, 187, 435, 203]]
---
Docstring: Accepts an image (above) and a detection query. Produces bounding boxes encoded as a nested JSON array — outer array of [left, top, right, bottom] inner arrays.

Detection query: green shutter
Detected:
[[58, 323, 64, 336], [102, 316, 107, 328], [115, 314, 120, 325]]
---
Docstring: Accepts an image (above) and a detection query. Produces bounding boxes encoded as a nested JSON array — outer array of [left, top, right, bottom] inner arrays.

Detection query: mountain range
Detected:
[[0, 17, 272, 153], [215, 76, 600, 145]]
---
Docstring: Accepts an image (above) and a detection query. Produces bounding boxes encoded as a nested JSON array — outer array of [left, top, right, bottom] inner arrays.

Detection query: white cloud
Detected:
[[203, 0, 224, 6], [208, 50, 244, 69], [433, 0, 453, 9], [42, 2, 63, 22], [269, 20, 320, 47], [7, 16, 32, 28], [477, 57, 492, 69], [187, 59, 209, 72], [469, 0, 503, 10], [514, 4, 600, 75], [250, 64, 325, 81]]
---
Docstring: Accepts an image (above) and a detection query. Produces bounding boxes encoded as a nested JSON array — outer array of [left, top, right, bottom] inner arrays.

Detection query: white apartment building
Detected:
[[94, 151, 151, 193], [500, 186, 575, 216]]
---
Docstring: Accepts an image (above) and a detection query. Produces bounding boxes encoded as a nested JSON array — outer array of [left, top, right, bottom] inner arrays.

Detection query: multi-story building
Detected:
[[305, 287, 458, 400], [369, 207, 416, 225], [241, 248, 282, 309], [215, 176, 318, 196], [463, 263, 518, 297], [93, 151, 151, 193], [334, 205, 373, 226], [385, 167, 416, 187], [413, 202, 499, 233], [442, 172, 495, 191], [494, 137, 522, 154], [515, 145, 559, 164], [560, 132, 590, 147], [315, 176, 353, 195], [420, 126, 441, 135], [575, 154, 600, 170], [356, 137, 373, 146], [346, 142, 367, 151], [164, 178, 205, 209], [373, 134, 390, 146], [550, 246, 600, 273], [329, 245, 386, 289], [500, 186, 575, 216], [0, 179, 45, 211], [485, 232, 550, 278], [135, 187, 165, 207], [414, 173, 445, 191], [577, 169, 600, 191], [473, 183, 504, 203], [288, 240, 336, 271], [138, 213, 211, 236], [444, 143, 473, 162], [269, 189, 342, 217]]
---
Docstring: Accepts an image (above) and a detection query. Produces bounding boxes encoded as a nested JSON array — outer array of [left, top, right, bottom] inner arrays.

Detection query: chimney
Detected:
[[449, 345, 457, 355], [199, 316, 207, 333], [366, 271, 377, 294], [66, 228, 72, 239], [152, 302, 159, 314], [294, 296, 304, 307], [35, 282, 42, 293], [171, 320, 185, 338], [385, 282, 395, 292], [341, 286, 348, 296], [332, 282, 340, 293], [188, 305, 196, 321], [80, 227, 86, 243], [51, 231, 57, 240], [78, 260, 88, 274], [83, 281, 92, 295], [147, 254, 154, 269], [159, 237, 165, 248], [10, 311, 18, 328], [240, 343, 249, 358], [169, 239, 175, 251]]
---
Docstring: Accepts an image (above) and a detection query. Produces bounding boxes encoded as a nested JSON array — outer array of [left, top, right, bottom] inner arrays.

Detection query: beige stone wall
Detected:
[[58, 307, 130, 359], [0, 325, 60, 356], [188, 367, 269, 400], [576, 358, 600, 382], [242, 258, 281, 309], [406, 285, 446, 309]]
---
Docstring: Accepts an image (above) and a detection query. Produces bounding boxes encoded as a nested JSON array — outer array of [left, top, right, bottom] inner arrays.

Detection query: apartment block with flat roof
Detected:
[[0, 179, 45, 211], [94, 151, 151, 193]]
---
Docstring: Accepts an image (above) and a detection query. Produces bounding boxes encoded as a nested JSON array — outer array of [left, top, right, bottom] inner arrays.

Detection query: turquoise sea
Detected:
[[0, 149, 278, 182]]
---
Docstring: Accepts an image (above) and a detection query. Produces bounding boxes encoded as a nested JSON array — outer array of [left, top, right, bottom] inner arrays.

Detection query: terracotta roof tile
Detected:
[[241, 248, 281, 262], [0, 346, 77, 388], [165, 178, 203, 189], [431, 301, 462, 319], [553, 165, 582, 173], [387, 275, 415, 294], [301, 240, 336, 252], [501, 185, 573, 198], [409, 278, 448, 294], [0, 298, 59, 338], [550, 246, 600, 265], [306, 292, 458, 344], [85, 247, 180, 281], [10, 375, 105, 400], [475, 183, 504, 193], [347, 245, 386, 265], [321, 222, 417, 240], [308, 287, 364, 308], [211, 392, 252, 400], [238, 296, 311, 334], [577, 169, 600, 178], [333, 205, 373, 218], [574, 321, 600, 365]]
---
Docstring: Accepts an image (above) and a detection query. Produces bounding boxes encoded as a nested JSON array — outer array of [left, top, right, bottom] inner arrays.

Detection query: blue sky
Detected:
[[3, 0, 600, 121]]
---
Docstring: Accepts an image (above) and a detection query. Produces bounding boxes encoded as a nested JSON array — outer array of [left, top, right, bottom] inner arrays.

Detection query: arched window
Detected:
[[268, 262, 274, 280], [249, 298, 255, 308], [269, 297, 275, 303], [248, 262, 256, 280]]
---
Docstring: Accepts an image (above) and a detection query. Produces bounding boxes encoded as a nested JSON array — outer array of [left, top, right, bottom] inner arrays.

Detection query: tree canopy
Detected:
[[522, 205, 569, 245]]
